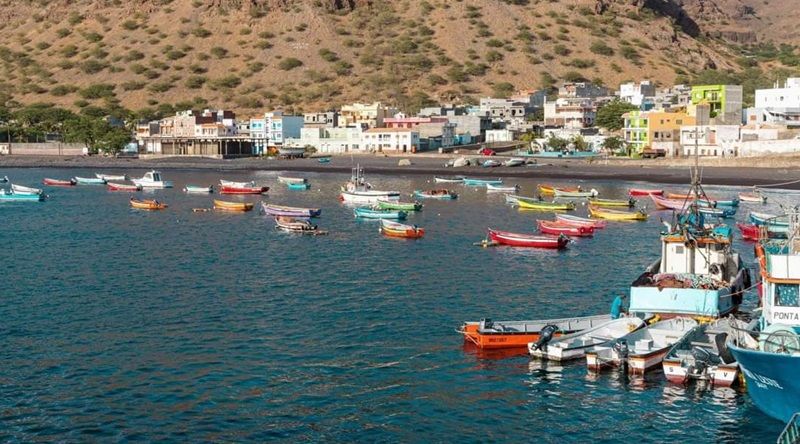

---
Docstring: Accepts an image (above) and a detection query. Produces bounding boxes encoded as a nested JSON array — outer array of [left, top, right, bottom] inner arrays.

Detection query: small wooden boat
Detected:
[[74, 176, 107, 185], [482, 159, 501, 168], [459, 314, 610, 349], [0, 190, 44, 201], [750, 211, 788, 227], [486, 183, 519, 193], [184, 185, 213, 193], [43, 178, 76, 186], [538, 184, 580, 195], [275, 216, 327, 234], [528, 317, 646, 361], [517, 199, 575, 211], [739, 191, 767, 203], [554, 187, 598, 198], [588, 205, 648, 221], [287, 182, 311, 190], [132, 171, 173, 188], [586, 317, 698, 374], [503, 158, 525, 167], [463, 178, 503, 186], [220, 185, 269, 195], [213, 199, 254, 212], [414, 189, 458, 199], [107, 182, 142, 192], [629, 188, 663, 196], [588, 197, 635, 208], [537, 220, 594, 237], [130, 198, 167, 210], [220, 179, 256, 188], [11, 184, 43, 195], [278, 176, 307, 184], [650, 195, 687, 211], [555, 213, 607, 229], [95, 173, 127, 181], [380, 219, 425, 239], [261, 202, 321, 218], [488, 228, 569, 249], [434, 176, 465, 183], [354, 207, 407, 220], [377, 200, 422, 211]]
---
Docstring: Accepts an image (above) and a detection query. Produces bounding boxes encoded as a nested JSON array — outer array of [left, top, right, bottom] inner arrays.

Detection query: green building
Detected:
[[622, 110, 649, 153], [690, 85, 743, 124]]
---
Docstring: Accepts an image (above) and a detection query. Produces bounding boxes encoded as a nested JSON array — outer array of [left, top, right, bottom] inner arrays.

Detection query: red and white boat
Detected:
[[43, 178, 76, 186], [220, 185, 269, 195], [629, 188, 663, 197], [488, 228, 569, 249], [554, 213, 607, 229], [537, 220, 593, 237], [107, 182, 142, 192]]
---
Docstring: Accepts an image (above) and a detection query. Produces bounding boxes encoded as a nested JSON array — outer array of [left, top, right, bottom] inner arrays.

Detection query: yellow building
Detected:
[[623, 110, 695, 156]]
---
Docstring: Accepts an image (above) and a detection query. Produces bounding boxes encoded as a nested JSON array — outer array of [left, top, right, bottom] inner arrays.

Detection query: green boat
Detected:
[[377, 200, 422, 211], [353, 207, 407, 220]]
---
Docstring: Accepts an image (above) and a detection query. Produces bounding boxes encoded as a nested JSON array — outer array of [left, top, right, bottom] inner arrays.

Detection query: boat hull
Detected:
[[74, 177, 107, 185], [261, 203, 321, 218], [414, 190, 457, 200], [538, 220, 593, 237], [377, 200, 422, 211], [629, 188, 663, 196], [220, 186, 268, 194], [517, 199, 575, 211], [213, 200, 254, 212], [43, 178, 76, 186], [107, 183, 142, 192], [340, 190, 400, 204], [463, 178, 503, 186], [460, 315, 610, 349], [130, 198, 167, 210], [354, 208, 407, 220], [488, 229, 568, 249], [729, 343, 800, 423], [589, 205, 647, 221], [0, 192, 44, 201], [184, 185, 213, 193]]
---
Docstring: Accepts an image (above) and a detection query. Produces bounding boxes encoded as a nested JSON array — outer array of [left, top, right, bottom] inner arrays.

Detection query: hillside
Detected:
[[0, 0, 798, 116]]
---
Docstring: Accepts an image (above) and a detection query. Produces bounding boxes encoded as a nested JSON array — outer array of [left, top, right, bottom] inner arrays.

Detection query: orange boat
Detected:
[[380, 219, 424, 239], [213, 199, 254, 212], [538, 184, 580, 195], [130, 198, 167, 210], [459, 315, 610, 349]]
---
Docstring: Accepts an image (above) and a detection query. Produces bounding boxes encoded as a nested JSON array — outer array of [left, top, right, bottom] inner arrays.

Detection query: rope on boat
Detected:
[[753, 177, 800, 189]]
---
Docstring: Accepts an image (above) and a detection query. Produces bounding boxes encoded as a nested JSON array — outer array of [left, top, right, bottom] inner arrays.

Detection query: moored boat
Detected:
[[459, 314, 610, 349], [537, 220, 593, 237], [275, 216, 326, 234], [339, 165, 400, 204], [588, 205, 648, 221], [11, 184, 43, 195], [220, 185, 269, 195], [414, 189, 458, 199], [377, 200, 422, 211], [184, 185, 213, 193], [486, 183, 519, 193], [95, 173, 128, 181], [74, 176, 107, 185], [517, 199, 575, 211], [629, 188, 663, 196], [433, 176, 465, 183], [538, 184, 580, 195], [750, 211, 789, 227], [277, 176, 307, 184], [107, 182, 142, 192], [737, 222, 787, 241], [739, 191, 767, 203], [287, 182, 311, 190], [588, 197, 635, 208], [220, 179, 256, 188], [261, 202, 321, 218], [380, 219, 425, 239], [553, 187, 598, 198], [213, 199, 254, 212], [554, 213, 607, 229], [487, 228, 569, 249], [354, 207, 407, 220], [129, 198, 167, 210], [528, 317, 646, 361], [43, 178, 76, 186], [132, 171, 173, 188], [0, 190, 44, 201], [463, 178, 503, 186], [698, 206, 736, 218]]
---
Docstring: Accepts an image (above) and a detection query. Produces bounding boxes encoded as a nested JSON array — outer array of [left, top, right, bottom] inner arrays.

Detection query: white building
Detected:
[[680, 125, 740, 157], [619, 81, 656, 107], [361, 128, 420, 153], [751, 78, 800, 126], [478, 98, 527, 120], [285, 126, 364, 154], [265, 111, 303, 147], [544, 97, 596, 129], [485, 129, 514, 143]]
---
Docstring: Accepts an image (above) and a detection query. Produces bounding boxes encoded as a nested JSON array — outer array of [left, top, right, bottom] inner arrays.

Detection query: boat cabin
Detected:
[[143, 171, 163, 182], [660, 234, 737, 283], [760, 244, 800, 331]]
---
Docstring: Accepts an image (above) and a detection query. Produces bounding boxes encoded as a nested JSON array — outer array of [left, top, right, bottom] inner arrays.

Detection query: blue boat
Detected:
[[698, 206, 736, 218], [353, 207, 407, 220], [463, 178, 503, 186], [318, 157, 331, 164], [751, 211, 790, 227], [287, 183, 311, 190], [0, 191, 44, 201], [74, 176, 107, 185]]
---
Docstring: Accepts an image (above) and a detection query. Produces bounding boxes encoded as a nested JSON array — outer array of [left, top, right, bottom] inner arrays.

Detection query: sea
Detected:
[[0, 168, 787, 442]]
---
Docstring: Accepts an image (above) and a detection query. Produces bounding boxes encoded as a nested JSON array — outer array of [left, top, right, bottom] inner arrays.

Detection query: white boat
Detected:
[[11, 184, 42, 195], [433, 176, 465, 183], [486, 183, 520, 193], [586, 317, 698, 374], [183, 185, 214, 193], [528, 317, 646, 361], [131, 171, 173, 189], [553, 188, 598, 198], [503, 158, 525, 167], [277, 176, 307, 184], [278, 147, 306, 157], [339, 165, 400, 204], [95, 173, 128, 181], [220, 179, 256, 188]]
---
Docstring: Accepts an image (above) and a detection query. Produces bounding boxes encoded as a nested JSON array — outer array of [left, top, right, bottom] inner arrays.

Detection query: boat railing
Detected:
[[778, 412, 800, 444]]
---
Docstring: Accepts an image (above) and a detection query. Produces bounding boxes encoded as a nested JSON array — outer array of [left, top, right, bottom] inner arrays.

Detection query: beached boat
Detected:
[[588, 205, 648, 221], [277, 176, 307, 184], [629, 188, 663, 196], [517, 199, 575, 211], [107, 182, 142, 192], [588, 197, 635, 208], [287, 182, 311, 190], [377, 200, 422, 211], [503, 158, 525, 167], [220, 185, 269, 195], [74, 176, 107, 185], [213, 199, 254, 212], [0, 190, 44, 201], [340, 165, 400, 204], [278, 147, 306, 157], [486, 183, 519, 193], [463, 178, 503, 186], [528, 317, 646, 361], [220, 179, 256, 188], [537, 220, 594, 237], [488, 228, 569, 249], [380, 219, 425, 239], [184, 185, 213, 193], [129, 198, 167, 210], [318, 157, 331, 164], [750, 211, 789, 227], [739, 191, 767, 203], [132, 171, 173, 189], [459, 314, 610, 350], [275, 216, 326, 234], [555, 213, 607, 229], [433, 176, 465, 183], [354, 207, 407, 220], [261, 202, 321, 218], [586, 317, 698, 374], [482, 159, 501, 168], [538, 184, 581, 195], [662, 317, 752, 387], [43, 178, 76, 186], [414, 189, 458, 200], [95, 173, 127, 181], [11, 184, 43, 195], [553, 187, 598, 198]]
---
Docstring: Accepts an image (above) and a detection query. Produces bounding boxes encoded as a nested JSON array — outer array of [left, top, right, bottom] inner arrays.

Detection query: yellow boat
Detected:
[[517, 198, 575, 211], [537, 184, 581, 196], [588, 204, 647, 221], [130, 198, 167, 210], [213, 199, 254, 212], [588, 197, 635, 208]]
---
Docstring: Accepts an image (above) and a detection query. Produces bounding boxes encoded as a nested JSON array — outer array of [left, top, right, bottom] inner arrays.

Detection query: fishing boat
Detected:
[[538, 184, 581, 195], [662, 317, 753, 387], [287, 182, 311, 190], [629, 188, 663, 196], [433, 176, 465, 183], [739, 191, 767, 203], [261, 202, 321, 218], [213, 199, 254, 212], [487, 228, 569, 249], [503, 158, 525, 167], [553, 187, 598, 198], [277, 176, 307, 184], [339, 165, 400, 204], [275, 216, 326, 234], [727, 230, 800, 423], [555, 213, 607, 229], [74, 176, 107, 185], [588, 197, 635, 208], [750, 211, 789, 227], [220, 179, 256, 188], [354, 207, 407, 220], [107, 182, 142, 192], [482, 159, 501, 168], [129, 198, 167, 210], [377, 200, 422, 211], [184, 185, 213, 193], [0, 190, 44, 201], [379, 219, 425, 239], [132, 171, 173, 189], [459, 314, 610, 350], [588, 205, 648, 221], [95, 173, 127, 181], [586, 317, 698, 374], [220, 185, 269, 195], [486, 183, 519, 193], [43, 178, 76, 186], [517, 199, 575, 211], [11, 184, 44, 195], [463, 178, 503, 186], [537, 220, 594, 237], [528, 317, 646, 361], [414, 189, 458, 200]]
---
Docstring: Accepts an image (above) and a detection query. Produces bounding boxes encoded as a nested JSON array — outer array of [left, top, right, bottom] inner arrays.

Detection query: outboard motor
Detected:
[[614, 339, 630, 371], [531, 324, 559, 351], [715, 333, 736, 364], [689, 346, 712, 376]]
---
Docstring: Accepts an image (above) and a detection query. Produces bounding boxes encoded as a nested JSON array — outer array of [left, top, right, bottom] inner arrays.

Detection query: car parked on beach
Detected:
[[477, 147, 496, 156]]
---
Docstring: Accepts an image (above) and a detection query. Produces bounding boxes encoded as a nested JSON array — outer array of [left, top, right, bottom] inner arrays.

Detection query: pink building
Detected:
[[383, 115, 448, 129]]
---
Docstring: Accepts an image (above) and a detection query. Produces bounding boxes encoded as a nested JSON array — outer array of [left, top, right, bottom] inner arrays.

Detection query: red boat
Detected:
[[107, 182, 142, 192], [43, 178, 76, 186], [737, 223, 761, 241], [537, 220, 594, 237], [629, 188, 664, 197], [488, 228, 569, 249], [220, 185, 269, 195]]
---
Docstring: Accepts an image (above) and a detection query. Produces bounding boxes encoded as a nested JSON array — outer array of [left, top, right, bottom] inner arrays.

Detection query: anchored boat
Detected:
[[554, 213, 607, 229], [588, 205, 648, 221], [433, 176, 465, 183], [43, 178, 76, 186], [275, 216, 327, 234], [278, 176, 307, 184], [537, 220, 593, 237], [184, 185, 213, 193], [129, 198, 167, 210], [132, 171, 173, 189], [379, 219, 425, 239], [629, 188, 663, 196], [213, 200, 254, 212], [107, 182, 142, 192], [95, 173, 127, 181], [486, 183, 520, 193], [74, 176, 107, 185], [0, 190, 44, 201], [261, 202, 321, 218], [463, 178, 503, 186], [220, 185, 269, 194], [459, 314, 610, 349], [528, 317, 646, 361], [487, 228, 569, 249], [354, 207, 407, 220], [11, 184, 43, 195], [739, 191, 767, 203], [377, 200, 422, 211], [588, 197, 635, 208], [538, 184, 581, 195], [220, 179, 256, 188], [553, 187, 598, 198], [339, 165, 400, 204], [517, 199, 576, 211], [414, 189, 458, 200]]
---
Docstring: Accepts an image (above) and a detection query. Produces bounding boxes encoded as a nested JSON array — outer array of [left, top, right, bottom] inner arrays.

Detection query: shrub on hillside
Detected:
[[278, 58, 303, 70]]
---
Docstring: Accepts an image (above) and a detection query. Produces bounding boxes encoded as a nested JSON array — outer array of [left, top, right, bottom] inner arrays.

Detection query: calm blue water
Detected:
[[0, 168, 786, 442]]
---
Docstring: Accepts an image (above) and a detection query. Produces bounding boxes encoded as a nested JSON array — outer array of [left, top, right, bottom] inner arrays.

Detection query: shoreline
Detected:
[[2, 154, 799, 189]]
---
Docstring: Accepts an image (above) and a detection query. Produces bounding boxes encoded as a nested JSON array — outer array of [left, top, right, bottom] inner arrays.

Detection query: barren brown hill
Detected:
[[0, 0, 797, 115]]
